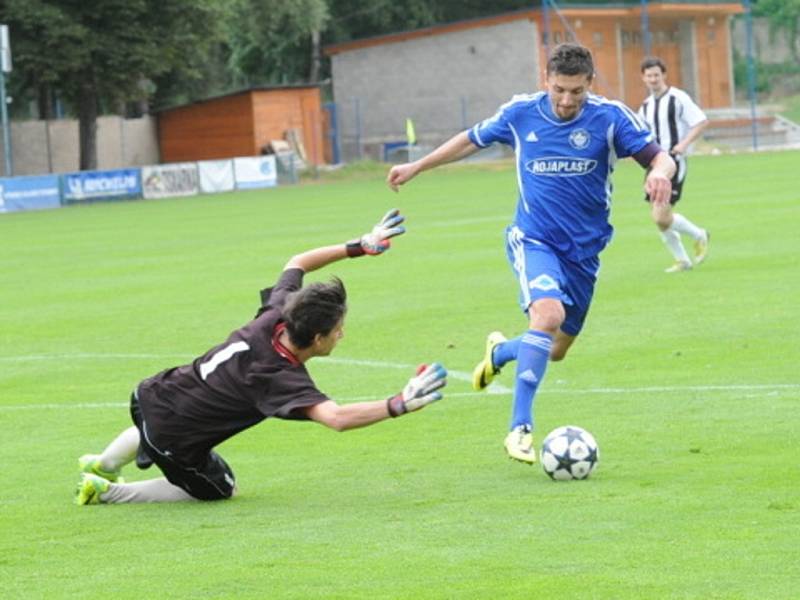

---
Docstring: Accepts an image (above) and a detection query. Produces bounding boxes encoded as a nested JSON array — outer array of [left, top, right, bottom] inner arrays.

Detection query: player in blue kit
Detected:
[[387, 43, 675, 464]]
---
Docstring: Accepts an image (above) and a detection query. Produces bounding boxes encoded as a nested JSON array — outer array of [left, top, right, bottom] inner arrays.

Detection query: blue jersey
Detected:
[[468, 92, 653, 262]]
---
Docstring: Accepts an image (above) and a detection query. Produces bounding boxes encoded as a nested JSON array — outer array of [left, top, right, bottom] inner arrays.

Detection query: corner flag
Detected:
[[405, 118, 416, 146]]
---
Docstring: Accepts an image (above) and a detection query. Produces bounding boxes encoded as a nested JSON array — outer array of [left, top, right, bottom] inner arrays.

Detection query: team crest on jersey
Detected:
[[529, 274, 559, 292], [568, 128, 591, 149]]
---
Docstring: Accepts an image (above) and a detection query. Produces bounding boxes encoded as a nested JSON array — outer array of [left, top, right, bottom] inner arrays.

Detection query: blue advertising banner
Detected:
[[61, 169, 142, 203], [0, 175, 61, 213]]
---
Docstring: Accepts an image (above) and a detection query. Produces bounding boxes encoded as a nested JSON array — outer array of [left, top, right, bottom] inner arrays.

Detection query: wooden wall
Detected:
[[158, 94, 255, 163], [251, 88, 324, 165], [532, 10, 736, 110], [158, 87, 324, 165]]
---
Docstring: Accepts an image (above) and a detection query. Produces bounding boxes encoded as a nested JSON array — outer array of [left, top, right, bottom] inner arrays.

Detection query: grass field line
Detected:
[[2, 384, 798, 412], [0, 352, 511, 394]]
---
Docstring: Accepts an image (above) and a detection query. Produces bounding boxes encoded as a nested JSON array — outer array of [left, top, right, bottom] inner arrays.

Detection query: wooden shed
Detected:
[[156, 85, 325, 165]]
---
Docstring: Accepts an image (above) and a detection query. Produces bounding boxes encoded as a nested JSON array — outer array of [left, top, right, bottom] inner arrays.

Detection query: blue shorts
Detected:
[[504, 225, 599, 336]]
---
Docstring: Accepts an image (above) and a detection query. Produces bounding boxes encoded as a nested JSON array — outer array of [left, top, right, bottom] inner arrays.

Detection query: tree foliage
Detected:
[[225, 0, 329, 87], [1, 0, 223, 168], [754, 0, 800, 62]]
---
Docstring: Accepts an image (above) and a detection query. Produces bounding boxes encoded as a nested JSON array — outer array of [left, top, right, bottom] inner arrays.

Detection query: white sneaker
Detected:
[[664, 260, 692, 273], [504, 425, 536, 464]]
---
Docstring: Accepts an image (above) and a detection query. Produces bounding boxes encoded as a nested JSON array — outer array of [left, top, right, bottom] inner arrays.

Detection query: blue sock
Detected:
[[510, 330, 552, 430], [493, 335, 521, 369]]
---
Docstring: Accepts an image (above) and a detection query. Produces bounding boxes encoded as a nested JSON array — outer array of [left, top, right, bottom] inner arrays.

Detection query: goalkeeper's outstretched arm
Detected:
[[305, 363, 448, 431], [285, 209, 406, 273]]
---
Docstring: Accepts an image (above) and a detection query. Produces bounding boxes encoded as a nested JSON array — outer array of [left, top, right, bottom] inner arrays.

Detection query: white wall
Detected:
[[0, 115, 159, 177]]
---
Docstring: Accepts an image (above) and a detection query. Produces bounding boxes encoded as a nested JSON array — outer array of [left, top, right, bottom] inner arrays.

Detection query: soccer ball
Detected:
[[540, 425, 599, 480]]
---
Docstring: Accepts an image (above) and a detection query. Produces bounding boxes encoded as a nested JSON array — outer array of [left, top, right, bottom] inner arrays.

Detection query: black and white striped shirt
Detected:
[[638, 86, 706, 152], [638, 87, 706, 180]]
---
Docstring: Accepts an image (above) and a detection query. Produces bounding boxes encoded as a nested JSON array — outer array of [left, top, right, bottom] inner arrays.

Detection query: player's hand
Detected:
[[645, 171, 672, 206], [387, 162, 420, 192], [358, 208, 406, 255], [670, 144, 686, 157], [387, 363, 448, 417]]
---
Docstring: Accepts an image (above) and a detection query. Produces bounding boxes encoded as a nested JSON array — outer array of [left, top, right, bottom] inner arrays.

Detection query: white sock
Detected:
[[101, 478, 196, 504], [660, 229, 691, 264], [99, 426, 140, 472], [671, 213, 705, 241]]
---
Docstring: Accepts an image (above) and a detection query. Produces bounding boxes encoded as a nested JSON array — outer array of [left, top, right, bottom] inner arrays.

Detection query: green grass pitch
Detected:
[[1, 151, 798, 598]]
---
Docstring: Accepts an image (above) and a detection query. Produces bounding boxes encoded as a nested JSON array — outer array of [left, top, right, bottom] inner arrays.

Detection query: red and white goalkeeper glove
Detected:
[[387, 363, 448, 417], [346, 209, 406, 257]]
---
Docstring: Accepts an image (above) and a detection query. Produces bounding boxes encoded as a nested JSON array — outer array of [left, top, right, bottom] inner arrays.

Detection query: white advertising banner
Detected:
[[142, 163, 199, 199], [233, 155, 277, 190], [197, 159, 235, 194]]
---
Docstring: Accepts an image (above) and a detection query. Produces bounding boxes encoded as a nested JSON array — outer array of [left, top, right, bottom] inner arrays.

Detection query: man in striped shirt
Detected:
[[639, 57, 711, 273]]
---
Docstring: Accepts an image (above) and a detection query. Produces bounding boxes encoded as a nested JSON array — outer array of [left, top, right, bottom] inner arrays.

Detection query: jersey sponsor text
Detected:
[[525, 157, 598, 177]]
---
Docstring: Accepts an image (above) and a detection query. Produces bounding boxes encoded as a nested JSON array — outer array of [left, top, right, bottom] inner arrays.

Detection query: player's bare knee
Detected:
[[529, 300, 565, 334], [549, 347, 568, 361], [655, 216, 672, 230]]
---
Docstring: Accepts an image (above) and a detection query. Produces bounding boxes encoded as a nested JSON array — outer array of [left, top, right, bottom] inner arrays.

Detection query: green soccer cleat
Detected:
[[472, 331, 507, 391], [694, 230, 710, 265], [504, 424, 536, 464], [75, 473, 111, 506], [79, 454, 123, 483]]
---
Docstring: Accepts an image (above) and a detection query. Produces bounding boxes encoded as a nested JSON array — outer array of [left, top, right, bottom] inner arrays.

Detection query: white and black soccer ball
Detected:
[[540, 425, 599, 481]]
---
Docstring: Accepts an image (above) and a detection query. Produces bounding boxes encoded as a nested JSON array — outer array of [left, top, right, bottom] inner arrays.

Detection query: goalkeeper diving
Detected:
[[75, 209, 448, 505]]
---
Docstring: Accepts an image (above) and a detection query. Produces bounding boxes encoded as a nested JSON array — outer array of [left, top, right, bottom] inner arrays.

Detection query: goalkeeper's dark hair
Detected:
[[282, 278, 347, 349], [546, 43, 594, 78]]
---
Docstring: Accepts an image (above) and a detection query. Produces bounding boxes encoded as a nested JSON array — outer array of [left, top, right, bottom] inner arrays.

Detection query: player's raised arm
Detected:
[[305, 363, 448, 431], [285, 209, 406, 273], [387, 131, 479, 192]]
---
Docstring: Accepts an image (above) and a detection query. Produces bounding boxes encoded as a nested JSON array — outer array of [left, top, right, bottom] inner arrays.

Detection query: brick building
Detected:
[[325, 2, 744, 161]]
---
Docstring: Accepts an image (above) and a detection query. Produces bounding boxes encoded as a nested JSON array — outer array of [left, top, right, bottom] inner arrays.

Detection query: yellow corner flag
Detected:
[[406, 118, 417, 146]]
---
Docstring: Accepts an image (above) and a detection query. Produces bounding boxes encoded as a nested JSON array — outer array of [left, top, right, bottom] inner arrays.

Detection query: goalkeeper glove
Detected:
[[387, 363, 448, 417], [346, 209, 406, 257]]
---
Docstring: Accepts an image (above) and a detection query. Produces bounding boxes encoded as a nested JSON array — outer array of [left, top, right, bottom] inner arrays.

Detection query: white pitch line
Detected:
[[319, 356, 512, 394], [3, 354, 798, 412], [0, 353, 513, 394], [2, 385, 798, 412]]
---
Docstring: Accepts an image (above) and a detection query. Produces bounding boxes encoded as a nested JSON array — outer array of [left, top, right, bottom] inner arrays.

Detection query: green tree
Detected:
[[226, 0, 329, 86], [1, 0, 223, 170], [755, 0, 800, 62]]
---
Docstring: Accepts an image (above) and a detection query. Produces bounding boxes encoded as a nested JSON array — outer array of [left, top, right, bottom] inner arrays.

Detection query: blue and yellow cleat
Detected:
[[79, 454, 123, 483], [472, 331, 507, 391], [75, 473, 111, 505], [504, 424, 536, 464]]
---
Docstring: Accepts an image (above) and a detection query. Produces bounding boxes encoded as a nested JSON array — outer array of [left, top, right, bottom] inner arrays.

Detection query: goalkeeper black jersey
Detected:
[[136, 267, 329, 466]]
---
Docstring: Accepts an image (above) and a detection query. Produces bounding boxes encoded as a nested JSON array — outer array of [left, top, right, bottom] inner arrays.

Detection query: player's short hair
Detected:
[[546, 43, 594, 78], [640, 57, 667, 73], [282, 277, 347, 349]]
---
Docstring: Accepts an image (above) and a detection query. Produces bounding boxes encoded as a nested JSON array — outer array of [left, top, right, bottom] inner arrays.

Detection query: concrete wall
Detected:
[[731, 17, 800, 64], [0, 115, 159, 177], [331, 19, 540, 161]]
